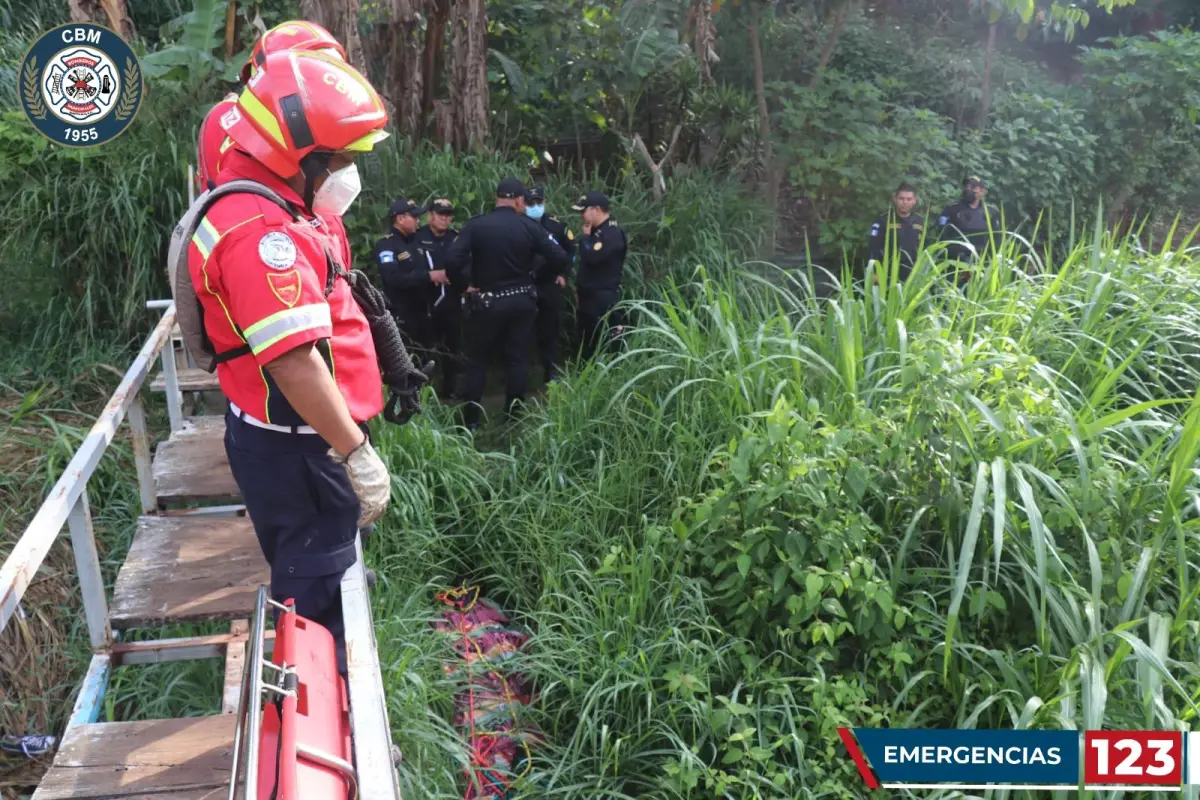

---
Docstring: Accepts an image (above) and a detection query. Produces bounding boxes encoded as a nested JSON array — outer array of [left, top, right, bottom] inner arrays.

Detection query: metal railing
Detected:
[[228, 586, 275, 800], [0, 305, 181, 653]]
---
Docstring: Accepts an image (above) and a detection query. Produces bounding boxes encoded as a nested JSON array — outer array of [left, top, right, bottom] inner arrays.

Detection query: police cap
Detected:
[[571, 190, 609, 212], [964, 175, 987, 189], [496, 177, 528, 199], [390, 198, 427, 217], [526, 185, 546, 204], [429, 198, 455, 214]]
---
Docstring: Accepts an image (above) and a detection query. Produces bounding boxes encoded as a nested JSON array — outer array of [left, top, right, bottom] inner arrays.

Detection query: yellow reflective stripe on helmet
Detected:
[[243, 304, 332, 355], [218, 136, 233, 153], [191, 216, 221, 259], [344, 128, 390, 152], [238, 89, 285, 145]]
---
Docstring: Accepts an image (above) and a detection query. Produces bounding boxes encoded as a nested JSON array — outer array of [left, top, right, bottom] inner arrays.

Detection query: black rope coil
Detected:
[[347, 269, 434, 425]]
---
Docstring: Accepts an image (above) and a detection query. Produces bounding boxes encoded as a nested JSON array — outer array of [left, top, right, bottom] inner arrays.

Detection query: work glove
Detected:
[[330, 438, 390, 528], [346, 269, 434, 425]]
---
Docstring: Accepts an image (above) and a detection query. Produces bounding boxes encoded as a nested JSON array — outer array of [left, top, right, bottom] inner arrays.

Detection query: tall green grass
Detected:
[[369, 224, 1200, 798]]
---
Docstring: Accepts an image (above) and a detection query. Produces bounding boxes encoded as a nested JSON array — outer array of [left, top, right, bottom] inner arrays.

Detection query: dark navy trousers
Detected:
[[224, 412, 362, 674]]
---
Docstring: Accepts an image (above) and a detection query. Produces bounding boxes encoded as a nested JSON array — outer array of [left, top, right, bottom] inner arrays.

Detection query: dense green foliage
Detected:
[[364, 223, 1200, 797], [741, 8, 1200, 248], [2, 1, 1200, 798]]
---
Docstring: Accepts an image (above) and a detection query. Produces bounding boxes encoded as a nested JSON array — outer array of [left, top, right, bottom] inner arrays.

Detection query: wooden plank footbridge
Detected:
[[1, 298, 402, 799]]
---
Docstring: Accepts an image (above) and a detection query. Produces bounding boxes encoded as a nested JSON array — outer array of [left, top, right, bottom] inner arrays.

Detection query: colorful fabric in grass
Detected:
[[435, 583, 542, 800]]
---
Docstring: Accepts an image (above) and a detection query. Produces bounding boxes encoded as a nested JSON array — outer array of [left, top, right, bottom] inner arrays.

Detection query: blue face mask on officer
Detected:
[[525, 203, 545, 221]]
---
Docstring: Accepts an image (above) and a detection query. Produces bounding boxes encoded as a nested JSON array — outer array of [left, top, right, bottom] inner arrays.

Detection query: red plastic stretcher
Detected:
[[256, 598, 355, 799], [228, 587, 358, 800]]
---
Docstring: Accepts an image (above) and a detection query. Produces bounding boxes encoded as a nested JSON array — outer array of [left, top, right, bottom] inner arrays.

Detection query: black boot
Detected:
[[463, 401, 482, 431]]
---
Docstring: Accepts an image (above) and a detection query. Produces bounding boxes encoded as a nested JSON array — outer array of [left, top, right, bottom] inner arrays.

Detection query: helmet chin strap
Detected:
[[299, 151, 334, 210]]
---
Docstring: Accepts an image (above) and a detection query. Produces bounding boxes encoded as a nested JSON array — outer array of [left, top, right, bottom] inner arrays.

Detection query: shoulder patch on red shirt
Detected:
[[258, 232, 297, 270], [267, 269, 302, 307]]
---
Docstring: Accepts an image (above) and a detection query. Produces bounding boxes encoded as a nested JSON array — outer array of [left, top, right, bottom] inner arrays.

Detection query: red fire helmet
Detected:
[[240, 20, 347, 84], [196, 92, 238, 190], [221, 50, 389, 179]]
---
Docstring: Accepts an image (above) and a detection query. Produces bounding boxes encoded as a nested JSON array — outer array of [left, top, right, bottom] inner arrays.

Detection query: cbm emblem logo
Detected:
[[19, 24, 143, 148]]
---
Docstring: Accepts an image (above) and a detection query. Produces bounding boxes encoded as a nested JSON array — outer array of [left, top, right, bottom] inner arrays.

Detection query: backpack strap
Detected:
[[180, 181, 302, 365]]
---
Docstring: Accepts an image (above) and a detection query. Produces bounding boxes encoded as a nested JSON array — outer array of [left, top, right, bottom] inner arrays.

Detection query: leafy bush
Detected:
[[1079, 31, 1200, 222], [970, 91, 1099, 220], [774, 70, 958, 248], [678, 401, 913, 658]]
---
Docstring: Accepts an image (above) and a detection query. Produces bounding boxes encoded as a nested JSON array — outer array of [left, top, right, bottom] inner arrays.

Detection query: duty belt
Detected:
[[481, 285, 534, 299]]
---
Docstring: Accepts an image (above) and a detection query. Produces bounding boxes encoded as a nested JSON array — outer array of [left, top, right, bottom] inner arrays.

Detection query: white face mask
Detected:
[[312, 163, 361, 217]]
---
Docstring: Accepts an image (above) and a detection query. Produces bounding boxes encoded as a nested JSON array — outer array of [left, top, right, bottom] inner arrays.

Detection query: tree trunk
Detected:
[[224, 1, 238, 59], [632, 126, 682, 200], [433, 99, 454, 146], [71, 0, 137, 41], [422, 0, 450, 125], [693, 0, 717, 85], [390, 0, 426, 140], [809, 0, 850, 89], [747, 1, 778, 254], [748, 2, 769, 145], [68, 0, 96, 23], [102, 0, 136, 40], [449, 0, 488, 152], [301, 0, 364, 71], [978, 21, 998, 129]]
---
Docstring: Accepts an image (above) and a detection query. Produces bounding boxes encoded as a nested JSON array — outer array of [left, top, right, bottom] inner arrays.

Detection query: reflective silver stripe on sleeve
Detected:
[[192, 216, 220, 258], [243, 304, 332, 355]]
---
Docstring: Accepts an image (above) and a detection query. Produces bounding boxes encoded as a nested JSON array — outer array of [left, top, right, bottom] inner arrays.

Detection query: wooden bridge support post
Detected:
[[160, 340, 184, 433], [222, 619, 250, 714], [127, 392, 157, 514], [67, 489, 111, 650]]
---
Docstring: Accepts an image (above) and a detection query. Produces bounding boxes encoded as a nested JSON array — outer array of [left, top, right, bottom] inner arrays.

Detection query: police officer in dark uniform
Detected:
[[936, 175, 1000, 266], [526, 186, 576, 383], [445, 177, 569, 430], [868, 182, 925, 280], [417, 198, 462, 398], [573, 190, 627, 360], [374, 198, 443, 352]]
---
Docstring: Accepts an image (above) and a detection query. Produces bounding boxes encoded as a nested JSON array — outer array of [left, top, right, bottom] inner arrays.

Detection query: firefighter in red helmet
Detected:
[[195, 20, 346, 192], [188, 50, 393, 674]]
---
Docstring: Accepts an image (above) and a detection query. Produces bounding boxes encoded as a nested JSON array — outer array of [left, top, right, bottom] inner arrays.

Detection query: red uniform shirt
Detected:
[[197, 94, 238, 190], [188, 150, 383, 425]]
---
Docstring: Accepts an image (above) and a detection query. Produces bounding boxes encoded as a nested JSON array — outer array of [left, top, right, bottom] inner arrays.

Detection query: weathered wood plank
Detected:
[[33, 716, 235, 799], [118, 791, 230, 799], [153, 417, 240, 506], [150, 368, 222, 393], [222, 620, 249, 714], [112, 630, 274, 667], [110, 517, 264, 629], [117, 791, 230, 799]]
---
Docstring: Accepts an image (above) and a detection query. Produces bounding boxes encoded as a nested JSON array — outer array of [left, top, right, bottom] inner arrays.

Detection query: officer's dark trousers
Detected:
[[224, 412, 361, 675], [395, 306, 433, 362], [577, 288, 620, 360], [534, 281, 563, 381], [429, 295, 462, 396], [461, 293, 536, 428]]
